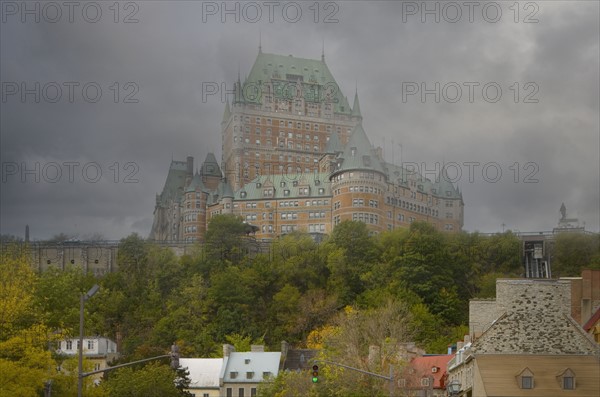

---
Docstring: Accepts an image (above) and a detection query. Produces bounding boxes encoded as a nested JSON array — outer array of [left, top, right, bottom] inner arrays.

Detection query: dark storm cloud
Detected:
[[1, 0, 598, 240]]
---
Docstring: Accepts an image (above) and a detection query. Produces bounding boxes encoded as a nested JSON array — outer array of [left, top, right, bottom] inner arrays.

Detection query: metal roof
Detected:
[[221, 352, 281, 383], [180, 358, 223, 388]]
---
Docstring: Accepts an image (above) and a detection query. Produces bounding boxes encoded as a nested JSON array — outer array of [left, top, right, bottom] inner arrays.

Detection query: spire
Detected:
[[222, 100, 231, 124], [234, 71, 243, 104], [321, 39, 325, 62], [258, 30, 262, 53], [352, 89, 362, 118]]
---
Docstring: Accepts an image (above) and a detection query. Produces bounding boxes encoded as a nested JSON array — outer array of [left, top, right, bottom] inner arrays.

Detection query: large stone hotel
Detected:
[[150, 48, 464, 242]]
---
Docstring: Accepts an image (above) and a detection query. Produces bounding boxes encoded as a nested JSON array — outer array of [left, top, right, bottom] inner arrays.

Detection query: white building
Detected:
[[220, 345, 281, 397], [180, 358, 223, 397], [57, 336, 119, 381]]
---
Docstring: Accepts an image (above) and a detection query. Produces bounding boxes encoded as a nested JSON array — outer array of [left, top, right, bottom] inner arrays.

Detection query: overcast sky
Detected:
[[1, 0, 598, 240]]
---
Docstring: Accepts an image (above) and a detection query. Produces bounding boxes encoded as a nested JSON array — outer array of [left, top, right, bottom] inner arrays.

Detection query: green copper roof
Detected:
[[200, 153, 222, 178], [235, 173, 331, 201], [243, 52, 352, 114], [218, 178, 234, 198], [334, 123, 386, 175], [185, 172, 205, 193], [436, 165, 461, 199], [352, 91, 362, 118], [157, 161, 188, 206], [324, 131, 342, 154]]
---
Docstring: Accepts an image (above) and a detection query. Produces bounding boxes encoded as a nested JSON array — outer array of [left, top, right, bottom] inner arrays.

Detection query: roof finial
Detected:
[[259, 30, 262, 53], [321, 39, 325, 62]]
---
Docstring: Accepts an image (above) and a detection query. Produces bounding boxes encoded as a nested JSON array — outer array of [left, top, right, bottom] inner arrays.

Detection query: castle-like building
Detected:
[[150, 48, 464, 242]]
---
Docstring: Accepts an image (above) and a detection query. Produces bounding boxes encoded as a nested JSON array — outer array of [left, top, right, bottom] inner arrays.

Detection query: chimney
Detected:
[[464, 335, 471, 344], [223, 344, 235, 357], [250, 345, 264, 352], [186, 156, 194, 175], [457, 341, 464, 351], [281, 341, 289, 357]]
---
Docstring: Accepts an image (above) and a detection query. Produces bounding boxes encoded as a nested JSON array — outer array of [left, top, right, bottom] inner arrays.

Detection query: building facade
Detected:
[[56, 336, 119, 383], [450, 279, 600, 397], [150, 49, 464, 242]]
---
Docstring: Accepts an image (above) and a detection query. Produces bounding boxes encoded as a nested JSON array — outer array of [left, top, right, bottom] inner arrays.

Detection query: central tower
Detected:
[[221, 50, 363, 190]]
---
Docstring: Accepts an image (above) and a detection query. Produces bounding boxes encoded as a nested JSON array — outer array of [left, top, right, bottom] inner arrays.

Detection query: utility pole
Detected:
[[78, 285, 99, 397]]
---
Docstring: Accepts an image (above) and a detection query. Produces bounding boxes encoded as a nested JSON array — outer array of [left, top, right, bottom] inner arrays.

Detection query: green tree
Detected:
[[34, 266, 99, 335], [102, 362, 184, 397], [553, 232, 600, 276], [204, 214, 248, 262]]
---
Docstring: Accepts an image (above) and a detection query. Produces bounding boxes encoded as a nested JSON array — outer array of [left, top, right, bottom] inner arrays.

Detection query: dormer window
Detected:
[[351, 147, 356, 156], [517, 368, 534, 389], [246, 371, 254, 379], [557, 369, 576, 390], [240, 191, 247, 198], [230, 371, 238, 379]]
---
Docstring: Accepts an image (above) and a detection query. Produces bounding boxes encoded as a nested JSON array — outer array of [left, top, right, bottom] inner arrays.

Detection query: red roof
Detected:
[[405, 354, 454, 389], [583, 307, 600, 332]]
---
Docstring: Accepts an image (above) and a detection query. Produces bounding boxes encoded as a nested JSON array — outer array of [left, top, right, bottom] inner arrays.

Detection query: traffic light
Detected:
[[312, 365, 319, 383], [170, 344, 180, 369]]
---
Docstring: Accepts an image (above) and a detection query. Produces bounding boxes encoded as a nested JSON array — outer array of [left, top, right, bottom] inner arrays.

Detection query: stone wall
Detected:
[[25, 242, 197, 274]]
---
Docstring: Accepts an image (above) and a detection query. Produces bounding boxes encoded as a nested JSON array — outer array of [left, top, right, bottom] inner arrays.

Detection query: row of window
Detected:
[[386, 197, 440, 217], [348, 186, 383, 194], [308, 224, 326, 233], [184, 214, 198, 222], [60, 340, 94, 350], [352, 213, 379, 224], [235, 114, 349, 134], [223, 387, 257, 397], [352, 199, 379, 208], [237, 200, 330, 208], [517, 368, 576, 390]]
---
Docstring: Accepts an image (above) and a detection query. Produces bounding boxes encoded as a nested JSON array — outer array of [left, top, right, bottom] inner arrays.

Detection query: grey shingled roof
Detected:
[[471, 280, 598, 355]]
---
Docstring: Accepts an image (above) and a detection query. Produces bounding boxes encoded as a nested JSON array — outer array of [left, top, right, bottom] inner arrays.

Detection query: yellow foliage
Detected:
[[0, 326, 55, 397], [306, 325, 339, 350], [0, 244, 38, 338]]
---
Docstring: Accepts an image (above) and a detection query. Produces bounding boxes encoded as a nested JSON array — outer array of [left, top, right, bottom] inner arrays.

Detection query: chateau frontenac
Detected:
[[150, 49, 464, 242]]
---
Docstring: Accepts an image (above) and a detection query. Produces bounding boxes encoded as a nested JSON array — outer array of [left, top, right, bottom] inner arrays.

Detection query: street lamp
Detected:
[[78, 284, 99, 397], [447, 379, 461, 396]]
